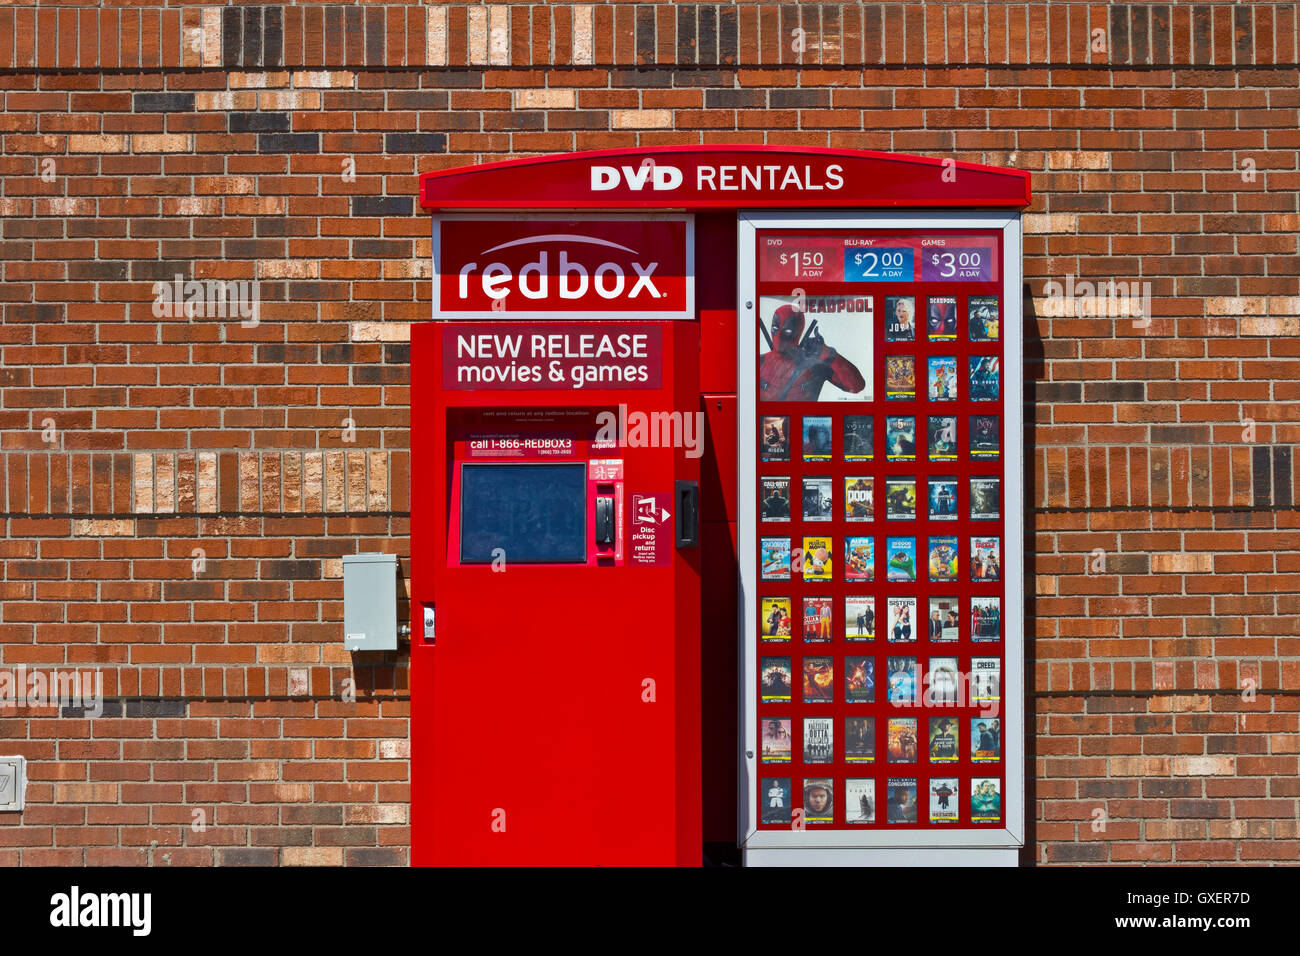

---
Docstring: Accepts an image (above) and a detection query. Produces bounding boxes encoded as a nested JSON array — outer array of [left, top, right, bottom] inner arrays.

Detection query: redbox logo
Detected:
[[436, 217, 694, 319]]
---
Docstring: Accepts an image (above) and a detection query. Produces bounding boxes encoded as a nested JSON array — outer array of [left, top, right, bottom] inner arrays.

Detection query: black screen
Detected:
[[459, 463, 587, 564]]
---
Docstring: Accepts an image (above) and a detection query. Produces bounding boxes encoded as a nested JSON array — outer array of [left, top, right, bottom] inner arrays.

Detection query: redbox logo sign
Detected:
[[435, 216, 694, 319]]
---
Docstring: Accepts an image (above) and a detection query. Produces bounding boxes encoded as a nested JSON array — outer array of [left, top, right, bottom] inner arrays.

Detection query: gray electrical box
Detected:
[[343, 553, 400, 651], [0, 756, 25, 812]]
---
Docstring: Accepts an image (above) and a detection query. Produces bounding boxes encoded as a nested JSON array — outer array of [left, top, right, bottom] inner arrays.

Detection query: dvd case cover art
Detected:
[[802, 656, 834, 703], [761, 415, 790, 462], [927, 656, 960, 705], [887, 778, 918, 824], [844, 596, 875, 642], [761, 717, 793, 763], [844, 476, 874, 521], [927, 415, 958, 461], [927, 295, 958, 341], [845, 656, 875, 703], [970, 536, 1001, 582], [803, 716, 834, 764], [969, 476, 1000, 520], [929, 777, 960, 823], [760, 657, 792, 702], [971, 657, 1001, 703], [801, 476, 833, 521], [885, 355, 916, 400], [843, 415, 874, 461], [885, 295, 916, 342], [971, 717, 1001, 762], [845, 716, 876, 763], [759, 294, 873, 402], [927, 356, 958, 401], [928, 716, 959, 762], [885, 477, 917, 520], [886, 536, 917, 582], [968, 355, 1000, 401], [844, 536, 874, 583], [887, 717, 918, 762], [885, 415, 915, 461], [929, 595, 960, 642], [886, 656, 918, 704], [802, 415, 833, 461], [928, 476, 958, 520], [845, 778, 876, 823], [760, 476, 791, 521], [760, 596, 792, 641], [760, 536, 791, 580], [969, 295, 1000, 342], [971, 777, 1002, 823], [802, 595, 833, 643], [886, 595, 917, 644], [803, 777, 835, 824], [971, 596, 1001, 642], [802, 535, 834, 582], [928, 535, 959, 582], [969, 414, 1000, 458], [761, 777, 793, 824]]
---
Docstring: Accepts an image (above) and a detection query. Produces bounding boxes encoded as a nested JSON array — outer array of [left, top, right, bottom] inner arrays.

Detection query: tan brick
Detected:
[[1151, 553, 1213, 574], [133, 453, 153, 514], [1171, 756, 1234, 776], [515, 89, 575, 110], [284, 847, 343, 866], [68, 134, 128, 153], [350, 321, 411, 342], [132, 135, 194, 153], [72, 519, 134, 537], [1022, 213, 1078, 233], [611, 109, 673, 129]]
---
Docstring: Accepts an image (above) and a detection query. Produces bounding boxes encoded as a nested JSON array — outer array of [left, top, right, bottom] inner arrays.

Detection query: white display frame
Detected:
[[736, 210, 1025, 864]]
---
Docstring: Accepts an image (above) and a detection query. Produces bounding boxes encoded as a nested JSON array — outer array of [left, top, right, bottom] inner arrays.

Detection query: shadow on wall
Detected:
[[1020, 281, 1044, 866]]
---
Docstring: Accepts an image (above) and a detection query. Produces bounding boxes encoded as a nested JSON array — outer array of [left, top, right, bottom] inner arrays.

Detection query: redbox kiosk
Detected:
[[412, 147, 1030, 867]]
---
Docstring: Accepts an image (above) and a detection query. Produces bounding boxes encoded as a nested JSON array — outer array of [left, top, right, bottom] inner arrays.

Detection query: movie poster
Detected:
[[802, 535, 833, 582], [803, 716, 833, 764], [759, 295, 873, 402], [927, 295, 958, 341], [886, 536, 916, 582], [844, 476, 874, 521], [844, 656, 875, 703], [928, 656, 959, 705], [803, 777, 835, 824], [760, 414, 790, 461], [887, 717, 918, 762], [971, 657, 1001, 703], [927, 415, 958, 461], [969, 476, 1000, 520], [970, 536, 1001, 582], [886, 595, 917, 643], [802, 596, 832, 643], [885, 416, 915, 461], [886, 656, 917, 704], [928, 535, 959, 582], [969, 414, 1000, 458], [760, 657, 792, 702], [843, 415, 873, 461], [971, 596, 1001, 642], [971, 717, 1001, 762], [928, 716, 959, 762], [802, 656, 834, 703], [760, 596, 792, 641], [927, 356, 958, 401], [971, 777, 1001, 823], [801, 476, 833, 521], [884, 295, 916, 342], [845, 716, 876, 763], [802, 415, 833, 461], [928, 476, 958, 520], [761, 717, 792, 762], [929, 776, 960, 823], [760, 476, 791, 521], [845, 778, 876, 823], [761, 777, 792, 824], [760, 536, 790, 580], [968, 355, 1000, 401], [885, 477, 917, 520], [885, 355, 915, 400], [969, 295, 999, 342], [887, 778, 918, 824], [928, 595, 960, 642], [844, 596, 875, 642], [844, 536, 874, 583]]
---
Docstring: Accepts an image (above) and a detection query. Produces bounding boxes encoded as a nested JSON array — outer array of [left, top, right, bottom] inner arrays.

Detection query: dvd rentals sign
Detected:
[[434, 215, 694, 320]]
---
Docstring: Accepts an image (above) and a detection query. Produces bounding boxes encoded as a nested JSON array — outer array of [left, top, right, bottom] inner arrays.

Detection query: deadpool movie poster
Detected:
[[758, 295, 874, 402]]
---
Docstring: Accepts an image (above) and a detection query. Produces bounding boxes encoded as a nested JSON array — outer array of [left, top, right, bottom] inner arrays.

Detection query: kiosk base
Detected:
[[744, 847, 1019, 867]]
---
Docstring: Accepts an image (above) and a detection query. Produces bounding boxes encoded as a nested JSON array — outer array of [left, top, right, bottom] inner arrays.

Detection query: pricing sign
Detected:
[[843, 247, 913, 282], [922, 248, 994, 282], [759, 233, 998, 284]]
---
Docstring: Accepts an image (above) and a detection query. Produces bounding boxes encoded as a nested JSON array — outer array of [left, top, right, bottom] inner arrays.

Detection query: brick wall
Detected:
[[1, 2, 1298, 865]]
